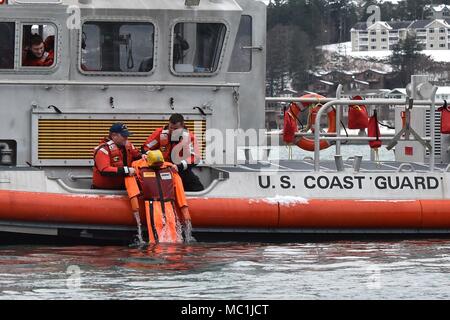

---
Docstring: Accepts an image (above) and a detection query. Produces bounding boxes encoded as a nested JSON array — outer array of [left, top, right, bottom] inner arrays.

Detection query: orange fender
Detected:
[[0, 191, 450, 230]]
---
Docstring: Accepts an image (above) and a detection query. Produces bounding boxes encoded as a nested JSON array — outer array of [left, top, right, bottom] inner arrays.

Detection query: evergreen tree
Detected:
[[390, 32, 426, 86], [267, 0, 450, 92]]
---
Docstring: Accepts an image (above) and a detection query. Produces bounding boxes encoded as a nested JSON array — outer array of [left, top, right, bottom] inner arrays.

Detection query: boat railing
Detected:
[[266, 85, 445, 172]]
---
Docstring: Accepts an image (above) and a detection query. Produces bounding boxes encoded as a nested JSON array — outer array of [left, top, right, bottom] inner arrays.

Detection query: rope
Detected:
[[340, 120, 349, 145], [126, 37, 134, 70], [377, 121, 395, 130]]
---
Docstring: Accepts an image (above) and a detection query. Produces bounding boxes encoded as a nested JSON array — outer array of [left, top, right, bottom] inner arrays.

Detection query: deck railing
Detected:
[[266, 85, 445, 172]]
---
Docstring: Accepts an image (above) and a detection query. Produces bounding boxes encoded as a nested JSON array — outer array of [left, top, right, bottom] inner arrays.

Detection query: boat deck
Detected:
[[217, 160, 448, 173]]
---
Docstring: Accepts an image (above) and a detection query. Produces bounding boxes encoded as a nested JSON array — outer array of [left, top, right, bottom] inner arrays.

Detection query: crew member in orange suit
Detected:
[[142, 114, 204, 192], [22, 34, 54, 67], [92, 123, 141, 190], [125, 150, 192, 244]]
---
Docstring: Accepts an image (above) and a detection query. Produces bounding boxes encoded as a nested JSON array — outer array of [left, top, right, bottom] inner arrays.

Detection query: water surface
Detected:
[[0, 240, 449, 300]]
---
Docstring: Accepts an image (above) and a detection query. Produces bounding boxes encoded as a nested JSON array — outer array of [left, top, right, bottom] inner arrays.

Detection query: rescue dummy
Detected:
[[125, 150, 192, 244]]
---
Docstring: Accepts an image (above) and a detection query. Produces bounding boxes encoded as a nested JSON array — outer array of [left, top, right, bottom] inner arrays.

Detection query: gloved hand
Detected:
[[128, 167, 136, 176]]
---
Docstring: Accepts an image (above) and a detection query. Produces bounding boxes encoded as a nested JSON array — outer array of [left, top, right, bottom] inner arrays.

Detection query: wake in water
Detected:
[[182, 220, 196, 244], [133, 211, 145, 246], [131, 213, 196, 247]]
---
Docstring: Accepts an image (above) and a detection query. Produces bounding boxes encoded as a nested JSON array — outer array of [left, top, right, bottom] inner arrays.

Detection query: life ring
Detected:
[[288, 94, 336, 152]]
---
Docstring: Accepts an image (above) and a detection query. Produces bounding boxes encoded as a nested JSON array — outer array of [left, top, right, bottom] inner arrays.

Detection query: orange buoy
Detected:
[[287, 94, 336, 152]]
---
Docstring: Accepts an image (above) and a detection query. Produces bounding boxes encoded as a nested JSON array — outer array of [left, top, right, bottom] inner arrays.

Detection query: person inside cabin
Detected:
[[173, 32, 190, 65], [92, 123, 142, 190], [44, 35, 55, 54], [125, 150, 192, 244], [22, 34, 54, 67], [142, 114, 204, 192], [138, 56, 154, 72]]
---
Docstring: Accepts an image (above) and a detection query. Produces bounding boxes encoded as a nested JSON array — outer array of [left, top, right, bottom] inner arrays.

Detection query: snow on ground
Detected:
[[321, 41, 450, 63]]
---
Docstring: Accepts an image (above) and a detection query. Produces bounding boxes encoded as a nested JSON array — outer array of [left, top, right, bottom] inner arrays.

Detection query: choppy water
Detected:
[[0, 240, 449, 300]]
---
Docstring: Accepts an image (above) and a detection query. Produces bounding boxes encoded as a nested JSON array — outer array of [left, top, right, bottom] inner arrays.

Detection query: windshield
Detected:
[[172, 22, 226, 74], [81, 21, 155, 73]]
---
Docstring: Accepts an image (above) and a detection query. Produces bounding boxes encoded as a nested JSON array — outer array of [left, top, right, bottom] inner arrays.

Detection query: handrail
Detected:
[[0, 80, 240, 88], [430, 86, 439, 172], [266, 97, 337, 104], [335, 85, 343, 155], [313, 97, 445, 172], [266, 97, 446, 106]]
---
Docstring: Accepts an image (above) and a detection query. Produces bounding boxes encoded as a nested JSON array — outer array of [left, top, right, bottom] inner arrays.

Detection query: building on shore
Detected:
[[351, 17, 450, 52], [307, 69, 396, 97], [424, 4, 450, 20]]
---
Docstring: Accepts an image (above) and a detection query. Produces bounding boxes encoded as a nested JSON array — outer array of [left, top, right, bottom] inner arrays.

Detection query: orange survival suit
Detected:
[[93, 139, 141, 190], [125, 156, 191, 244]]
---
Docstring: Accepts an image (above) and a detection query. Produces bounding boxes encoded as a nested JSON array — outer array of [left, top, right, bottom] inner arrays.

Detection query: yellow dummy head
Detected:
[[146, 150, 164, 168]]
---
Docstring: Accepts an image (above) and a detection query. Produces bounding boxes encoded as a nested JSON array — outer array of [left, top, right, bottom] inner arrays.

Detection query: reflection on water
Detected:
[[0, 240, 449, 299]]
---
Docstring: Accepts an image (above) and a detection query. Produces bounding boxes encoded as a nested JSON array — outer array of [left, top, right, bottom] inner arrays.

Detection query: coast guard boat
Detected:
[[0, 0, 449, 243]]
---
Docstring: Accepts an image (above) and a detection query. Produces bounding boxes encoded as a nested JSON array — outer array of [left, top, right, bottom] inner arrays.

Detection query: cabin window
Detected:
[[0, 22, 15, 70], [81, 21, 155, 73], [172, 22, 226, 74], [21, 24, 56, 68], [229, 15, 252, 73]]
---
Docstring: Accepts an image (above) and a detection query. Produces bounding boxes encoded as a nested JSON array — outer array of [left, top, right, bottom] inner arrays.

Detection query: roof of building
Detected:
[[354, 69, 390, 75], [388, 88, 407, 96], [388, 87, 450, 96], [437, 87, 450, 95], [387, 21, 414, 30], [353, 19, 450, 31], [424, 4, 450, 12], [367, 21, 393, 30], [342, 89, 391, 97], [309, 68, 393, 78], [409, 20, 434, 29], [424, 19, 450, 28]]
